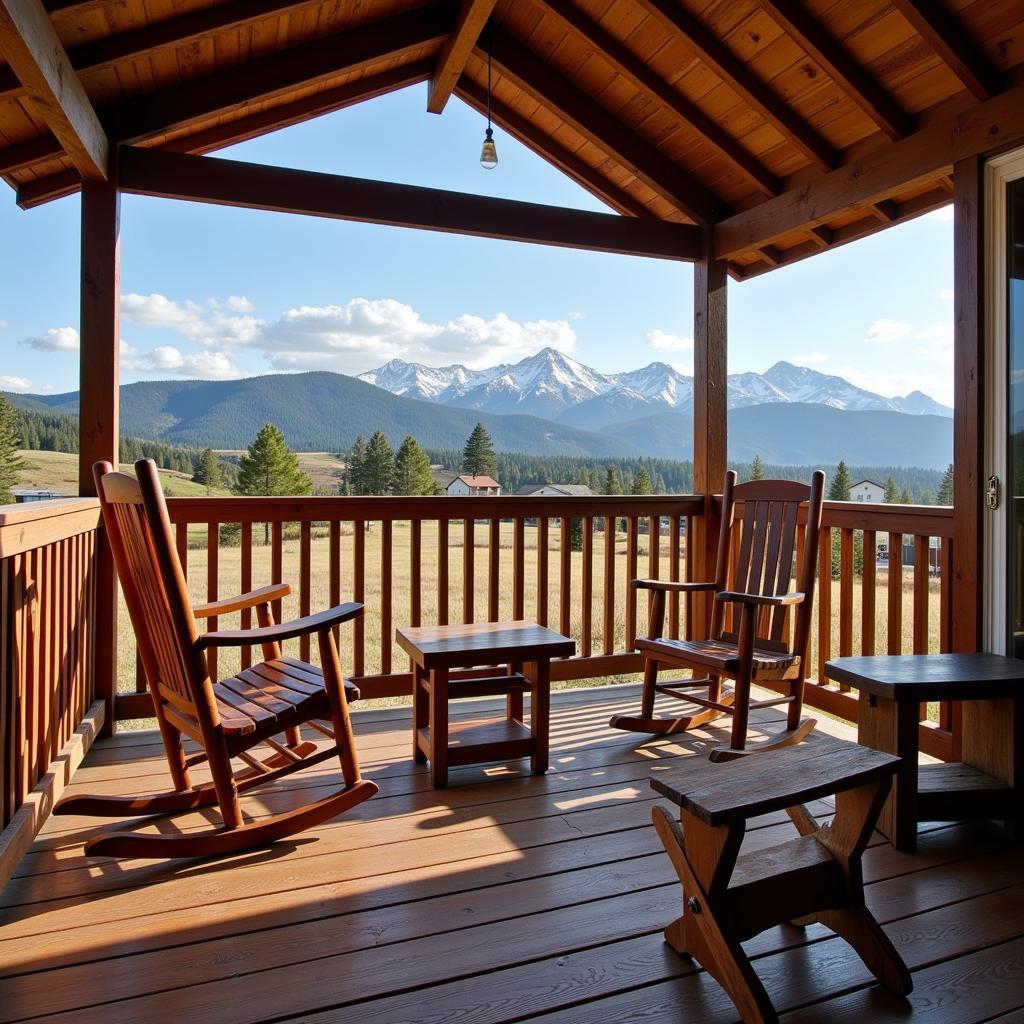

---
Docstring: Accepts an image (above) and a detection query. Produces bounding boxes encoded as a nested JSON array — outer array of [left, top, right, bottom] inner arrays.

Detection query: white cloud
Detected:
[[925, 204, 954, 222], [258, 298, 577, 373], [121, 293, 262, 348], [647, 329, 692, 353], [0, 320, 9, 331], [120, 345, 243, 379], [23, 325, 80, 351], [837, 365, 951, 406], [865, 318, 913, 344], [0, 374, 32, 392], [792, 351, 827, 366]]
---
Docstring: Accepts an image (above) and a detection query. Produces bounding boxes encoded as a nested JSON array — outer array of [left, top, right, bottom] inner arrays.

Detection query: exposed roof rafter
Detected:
[[0, 0, 108, 179], [541, 0, 780, 197], [427, 0, 498, 114], [757, 0, 911, 140], [632, 0, 836, 171], [487, 27, 726, 223]]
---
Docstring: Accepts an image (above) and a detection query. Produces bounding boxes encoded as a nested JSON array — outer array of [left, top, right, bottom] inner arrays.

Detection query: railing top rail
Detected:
[[0, 497, 101, 559], [727, 496, 954, 538], [164, 493, 706, 524], [0, 496, 99, 526]]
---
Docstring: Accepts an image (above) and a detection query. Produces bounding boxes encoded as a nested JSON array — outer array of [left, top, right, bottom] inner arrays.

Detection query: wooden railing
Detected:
[[0, 498, 103, 849]]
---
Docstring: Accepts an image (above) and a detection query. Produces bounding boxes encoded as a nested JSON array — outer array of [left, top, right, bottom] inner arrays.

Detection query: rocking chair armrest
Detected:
[[715, 590, 805, 608], [197, 602, 364, 649], [632, 579, 717, 593], [192, 583, 292, 619]]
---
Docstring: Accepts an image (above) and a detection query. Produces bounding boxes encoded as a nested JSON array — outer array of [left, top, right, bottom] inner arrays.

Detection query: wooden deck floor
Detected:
[[2, 684, 1023, 1024]]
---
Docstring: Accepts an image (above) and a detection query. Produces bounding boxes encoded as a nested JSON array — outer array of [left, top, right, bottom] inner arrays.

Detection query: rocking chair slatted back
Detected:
[[714, 471, 825, 658], [94, 460, 217, 736]]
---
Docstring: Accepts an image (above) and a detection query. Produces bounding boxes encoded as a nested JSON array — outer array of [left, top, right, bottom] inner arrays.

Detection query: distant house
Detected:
[[515, 483, 595, 497], [12, 489, 63, 503], [850, 479, 885, 503], [446, 475, 501, 497]]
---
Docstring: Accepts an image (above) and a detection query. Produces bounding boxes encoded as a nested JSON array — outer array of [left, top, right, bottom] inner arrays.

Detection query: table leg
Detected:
[[529, 658, 550, 775], [507, 660, 524, 722], [858, 691, 919, 851], [429, 666, 449, 788], [412, 663, 428, 764]]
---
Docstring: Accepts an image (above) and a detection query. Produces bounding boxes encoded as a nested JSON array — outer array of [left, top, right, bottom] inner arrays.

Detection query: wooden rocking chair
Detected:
[[610, 470, 825, 758], [54, 459, 377, 858]]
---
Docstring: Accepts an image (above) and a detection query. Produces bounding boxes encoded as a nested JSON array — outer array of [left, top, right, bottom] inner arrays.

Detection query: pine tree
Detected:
[[937, 463, 954, 505], [393, 436, 435, 495], [632, 465, 653, 494], [235, 424, 312, 542], [883, 475, 901, 503], [829, 460, 852, 501], [347, 435, 368, 494], [193, 448, 223, 495], [0, 395, 25, 504], [901, 486, 913, 504], [463, 422, 498, 478], [604, 465, 623, 495], [358, 431, 395, 495], [749, 454, 766, 481]]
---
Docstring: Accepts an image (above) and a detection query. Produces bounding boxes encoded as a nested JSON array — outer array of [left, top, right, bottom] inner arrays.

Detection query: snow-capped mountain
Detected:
[[357, 349, 952, 425]]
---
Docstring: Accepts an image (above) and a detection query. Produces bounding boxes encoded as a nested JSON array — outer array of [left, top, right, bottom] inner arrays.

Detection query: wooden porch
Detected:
[[1, 684, 1021, 1024]]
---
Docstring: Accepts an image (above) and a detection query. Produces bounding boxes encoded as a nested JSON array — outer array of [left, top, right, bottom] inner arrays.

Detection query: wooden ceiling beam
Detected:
[[14, 61, 434, 207], [891, 0, 1002, 101], [115, 146, 703, 260], [0, 0, 328, 102], [0, 130, 61, 173], [757, 0, 911, 140], [427, 0, 497, 114], [0, 0, 107, 178], [456, 77, 653, 219], [541, 0, 779, 197], [714, 80, 1024, 260], [102, 5, 449, 145], [487, 28, 725, 223], [633, 0, 836, 171]]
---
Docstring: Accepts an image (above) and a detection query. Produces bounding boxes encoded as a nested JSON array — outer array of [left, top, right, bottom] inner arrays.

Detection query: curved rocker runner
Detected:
[[54, 459, 377, 859]]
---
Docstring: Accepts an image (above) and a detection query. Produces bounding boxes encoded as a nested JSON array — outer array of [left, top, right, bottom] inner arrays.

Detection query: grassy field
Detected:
[[114, 520, 945, 715]]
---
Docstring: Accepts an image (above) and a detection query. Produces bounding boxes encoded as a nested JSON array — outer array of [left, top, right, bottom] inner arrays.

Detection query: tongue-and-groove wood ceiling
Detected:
[[1, 0, 1021, 278]]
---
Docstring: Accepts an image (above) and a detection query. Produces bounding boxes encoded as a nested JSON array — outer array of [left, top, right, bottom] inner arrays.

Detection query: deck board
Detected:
[[0, 685, 1020, 1024]]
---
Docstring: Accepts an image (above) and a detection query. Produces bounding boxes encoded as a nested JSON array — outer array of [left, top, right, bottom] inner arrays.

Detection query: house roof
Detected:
[[851, 479, 885, 489], [516, 483, 595, 496], [1, 1, 1020, 277], [452, 475, 500, 488]]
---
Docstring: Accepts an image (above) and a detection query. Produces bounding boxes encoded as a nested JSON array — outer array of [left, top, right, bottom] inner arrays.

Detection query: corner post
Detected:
[[79, 177, 120, 735], [692, 244, 728, 637], [952, 156, 983, 653]]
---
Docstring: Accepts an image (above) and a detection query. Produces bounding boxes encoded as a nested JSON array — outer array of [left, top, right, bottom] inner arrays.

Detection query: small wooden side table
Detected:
[[651, 741, 911, 1024], [396, 621, 575, 788], [825, 653, 1024, 851]]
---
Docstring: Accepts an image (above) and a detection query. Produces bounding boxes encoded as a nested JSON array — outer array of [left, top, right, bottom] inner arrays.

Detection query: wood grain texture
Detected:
[[427, 0, 496, 113]]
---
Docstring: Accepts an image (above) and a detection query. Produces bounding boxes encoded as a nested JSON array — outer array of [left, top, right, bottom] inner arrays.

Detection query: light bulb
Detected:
[[480, 127, 498, 170]]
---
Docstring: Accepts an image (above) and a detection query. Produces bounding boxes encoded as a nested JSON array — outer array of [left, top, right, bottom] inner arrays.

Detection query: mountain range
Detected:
[[5, 351, 954, 469], [358, 349, 951, 429]]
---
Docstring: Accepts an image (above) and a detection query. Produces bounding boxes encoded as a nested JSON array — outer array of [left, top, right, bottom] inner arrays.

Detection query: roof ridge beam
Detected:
[[891, 0, 1002, 101], [116, 146, 703, 261], [428, 0, 498, 113], [633, 0, 836, 171], [541, 0, 779, 197], [757, 0, 911, 141], [0, 0, 108, 178], [0, 0, 328, 102], [487, 27, 726, 224]]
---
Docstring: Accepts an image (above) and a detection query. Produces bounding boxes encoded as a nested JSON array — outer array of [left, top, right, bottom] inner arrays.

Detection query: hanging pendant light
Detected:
[[480, 33, 498, 170]]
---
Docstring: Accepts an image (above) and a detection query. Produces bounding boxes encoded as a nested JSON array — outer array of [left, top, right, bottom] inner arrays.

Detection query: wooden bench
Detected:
[[650, 740, 911, 1024]]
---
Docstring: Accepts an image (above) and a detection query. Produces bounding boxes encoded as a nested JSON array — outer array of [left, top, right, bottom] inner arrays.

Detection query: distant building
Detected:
[[850, 479, 885, 503], [446, 475, 501, 497], [12, 489, 63, 503], [515, 483, 595, 497]]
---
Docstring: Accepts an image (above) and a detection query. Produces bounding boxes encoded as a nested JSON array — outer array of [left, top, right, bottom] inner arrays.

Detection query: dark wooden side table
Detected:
[[396, 621, 575, 788], [825, 653, 1024, 851]]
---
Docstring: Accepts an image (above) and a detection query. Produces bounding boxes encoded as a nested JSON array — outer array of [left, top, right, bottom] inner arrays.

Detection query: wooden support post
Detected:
[[952, 156, 983, 653], [79, 178, 120, 736], [692, 248, 728, 637]]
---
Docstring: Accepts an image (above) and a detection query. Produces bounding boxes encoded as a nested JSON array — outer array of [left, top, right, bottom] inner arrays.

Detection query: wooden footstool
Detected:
[[396, 621, 575, 788], [650, 742, 911, 1024]]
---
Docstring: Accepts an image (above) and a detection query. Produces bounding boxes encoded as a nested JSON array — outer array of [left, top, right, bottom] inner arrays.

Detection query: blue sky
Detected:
[[0, 83, 955, 404]]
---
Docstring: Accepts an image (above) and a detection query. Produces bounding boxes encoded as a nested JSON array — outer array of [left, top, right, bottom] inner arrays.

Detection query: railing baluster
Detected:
[[410, 519, 422, 628], [380, 520, 392, 674], [240, 522, 253, 669], [463, 517, 475, 624], [685, 514, 694, 641], [329, 520, 341, 647], [559, 517, 571, 639], [861, 530, 876, 656], [626, 516, 638, 649], [537, 517, 549, 627], [581, 516, 593, 656], [887, 531, 903, 655], [838, 528, 854, 689], [271, 521, 283, 625], [939, 537, 952, 653], [514, 517, 526, 621], [603, 516, 615, 654], [207, 522, 219, 680], [647, 513, 660, 640], [669, 514, 681, 640], [488, 518, 500, 621], [913, 535, 929, 654], [438, 518, 449, 627], [816, 527, 831, 685], [299, 521, 312, 663], [353, 520, 365, 676]]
